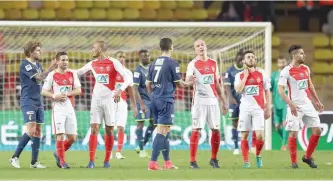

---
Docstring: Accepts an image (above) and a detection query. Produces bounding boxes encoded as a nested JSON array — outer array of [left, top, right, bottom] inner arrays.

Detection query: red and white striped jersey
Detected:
[[278, 64, 311, 106], [76, 57, 130, 99], [186, 58, 220, 105], [115, 67, 133, 101], [235, 68, 270, 110], [43, 69, 81, 112]]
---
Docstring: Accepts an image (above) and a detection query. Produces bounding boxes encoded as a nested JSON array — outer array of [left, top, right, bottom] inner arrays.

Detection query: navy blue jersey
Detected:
[[147, 56, 181, 102], [19, 59, 43, 107], [224, 64, 243, 103], [133, 64, 151, 102]]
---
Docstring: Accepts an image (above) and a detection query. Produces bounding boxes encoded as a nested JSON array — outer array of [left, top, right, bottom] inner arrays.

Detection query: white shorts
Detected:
[[237, 108, 264, 131], [90, 96, 116, 126], [115, 100, 128, 127], [285, 103, 320, 131], [52, 111, 77, 135], [191, 104, 220, 129]]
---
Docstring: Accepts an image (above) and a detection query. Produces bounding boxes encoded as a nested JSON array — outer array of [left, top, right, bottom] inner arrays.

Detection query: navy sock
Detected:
[[232, 128, 239, 149], [31, 137, 41, 165], [12, 133, 31, 158], [151, 133, 165, 162], [143, 124, 155, 146], [162, 132, 170, 161], [135, 128, 144, 150]]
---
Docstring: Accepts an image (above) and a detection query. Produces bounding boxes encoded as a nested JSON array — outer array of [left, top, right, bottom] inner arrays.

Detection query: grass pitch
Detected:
[[1, 150, 333, 180]]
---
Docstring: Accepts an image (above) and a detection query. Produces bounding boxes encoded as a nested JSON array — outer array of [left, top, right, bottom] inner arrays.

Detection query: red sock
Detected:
[[288, 137, 297, 164], [305, 134, 320, 159], [56, 140, 65, 164], [89, 134, 97, 162], [64, 140, 72, 151], [252, 132, 257, 147], [190, 131, 200, 162], [256, 139, 264, 156], [117, 131, 124, 152], [210, 131, 220, 159], [241, 140, 249, 162], [104, 135, 114, 162]]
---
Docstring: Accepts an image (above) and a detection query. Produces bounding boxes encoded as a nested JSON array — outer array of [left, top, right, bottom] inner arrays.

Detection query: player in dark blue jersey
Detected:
[[224, 51, 244, 155], [133, 50, 155, 158], [146, 38, 194, 170], [10, 41, 57, 169]]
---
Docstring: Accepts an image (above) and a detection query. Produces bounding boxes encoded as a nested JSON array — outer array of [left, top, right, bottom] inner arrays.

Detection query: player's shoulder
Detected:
[[281, 65, 292, 73], [300, 64, 310, 71], [124, 67, 133, 74], [208, 58, 217, 64]]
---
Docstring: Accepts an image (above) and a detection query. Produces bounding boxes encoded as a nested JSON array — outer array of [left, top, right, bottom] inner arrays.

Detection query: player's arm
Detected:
[[306, 67, 324, 111], [22, 60, 57, 81], [146, 81, 152, 95], [68, 71, 82, 97], [76, 62, 92, 77], [215, 65, 227, 106], [278, 69, 298, 116], [113, 60, 131, 91], [41, 73, 66, 102], [133, 69, 147, 109], [126, 71, 138, 111], [223, 70, 236, 104], [234, 70, 248, 93]]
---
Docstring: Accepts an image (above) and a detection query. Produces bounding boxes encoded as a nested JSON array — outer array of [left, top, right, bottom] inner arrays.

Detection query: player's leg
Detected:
[[207, 104, 221, 168], [103, 99, 116, 168], [251, 131, 256, 154], [230, 104, 240, 155], [53, 112, 67, 168], [143, 102, 156, 146], [134, 103, 149, 157], [189, 104, 205, 169], [238, 107, 251, 168], [30, 107, 46, 168], [252, 109, 265, 168], [115, 100, 127, 159]]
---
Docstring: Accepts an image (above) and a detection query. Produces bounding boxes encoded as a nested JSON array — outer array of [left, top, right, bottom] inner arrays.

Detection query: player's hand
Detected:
[[113, 90, 122, 103], [243, 69, 249, 78], [315, 101, 324, 113], [221, 104, 228, 115], [132, 106, 138, 117], [230, 98, 237, 105], [54, 93, 67, 102], [140, 103, 148, 113], [49, 59, 58, 70], [289, 102, 299, 117]]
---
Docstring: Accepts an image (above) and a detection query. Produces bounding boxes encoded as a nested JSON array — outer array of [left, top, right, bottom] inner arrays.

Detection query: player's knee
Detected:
[[117, 126, 124, 132], [192, 128, 201, 132], [240, 131, 249, 140], [232, 120, 238, 128], [275, 124, 281, 129], [211, 129, 219, 133], [312, 127, 321, 136], [255, 132, 264, 141], [56, 134, 65, 141], [288, 131, 297, 138], [33, 126, 42, 137], [136, 123, 144, 129], [90, 124, 100, 135], [67, 135, 77, 143]]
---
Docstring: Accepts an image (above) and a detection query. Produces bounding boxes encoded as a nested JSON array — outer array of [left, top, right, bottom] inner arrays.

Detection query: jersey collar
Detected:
[[140, 63, 149, 69], [234, 64, 244, 70]]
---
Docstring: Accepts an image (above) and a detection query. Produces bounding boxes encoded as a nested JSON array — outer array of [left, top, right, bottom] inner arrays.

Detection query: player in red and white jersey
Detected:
[[234, 50, 271, 168], [112, 51, 138, 159], [186, 39, 228, 169], [41, 52, 82, 169], [278, 45, 324, 169], [76, 41, 131, 168]]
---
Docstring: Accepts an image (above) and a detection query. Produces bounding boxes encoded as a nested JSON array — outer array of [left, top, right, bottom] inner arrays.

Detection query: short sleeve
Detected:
[[234, 72, 241, 87], [76, 61, 91, 76], [278, 67, 289, 86], [263, 72, 271, 91], [133, 67, 141, 85], [224, 68, 232, 85], [171, 61, 181, 82], [126, 69, 134, 86], [215, 63, 220, 80], [20, 62, 38, 79], [73, 71, 81, 89], [185, 61, 194, 78], [42, 72, 53, 91]]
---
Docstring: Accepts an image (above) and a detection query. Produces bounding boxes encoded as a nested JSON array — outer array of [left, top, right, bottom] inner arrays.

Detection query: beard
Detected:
[[245, 62, 255, 68]]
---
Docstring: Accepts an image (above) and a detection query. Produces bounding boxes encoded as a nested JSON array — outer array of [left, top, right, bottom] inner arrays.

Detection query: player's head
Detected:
[[24, 40, 41, 60], [194, 39, 207, 56], [92, 41, 108, 58], [160, 38, 173, 52], [56, 51, 69, 70], [115, 51, 126, 65], [242, 50, 256, 68], [139, 49, 150, 65], [277, 56, 287, 70], [235, 50, 244, 66], [288, 45, 305, 64]]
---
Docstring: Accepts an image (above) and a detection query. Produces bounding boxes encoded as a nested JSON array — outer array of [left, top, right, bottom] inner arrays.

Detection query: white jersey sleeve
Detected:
[[185, 61, 195, 79], [73, 70, 81, 89], [278, 67, 289, 86], [215, 62, 220, 80], [76, 61, 92, 76], [234, 72, 241, 88], [262, 71, 271, 91], [125, 68, 134, 87], [112, 58, 131, 91], [42, 71, 54, 91]]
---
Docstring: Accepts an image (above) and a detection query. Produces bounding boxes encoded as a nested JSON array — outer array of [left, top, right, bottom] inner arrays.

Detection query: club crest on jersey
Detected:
[[100, 67, 104, 72], [116, 75, 121, 80], [204, 66, 209, 73], [249, 78, 254, 83], [106, 66, 110, 71]]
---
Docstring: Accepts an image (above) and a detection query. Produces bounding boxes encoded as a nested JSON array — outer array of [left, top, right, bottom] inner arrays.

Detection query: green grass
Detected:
[[1, 150, 333, 180]]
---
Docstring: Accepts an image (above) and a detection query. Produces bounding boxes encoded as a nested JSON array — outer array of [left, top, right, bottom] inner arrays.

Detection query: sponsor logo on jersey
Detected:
[[245, 85, 259, 96], [156, 58, 164, 66], [297, 79, 308, 90], [96, 74, 109, 84], [25, 64, 32, 71], [134, 72, 140, 78], [115, 82, 122, 90], [202, 74, 214, 84], [59, 85, 72, 93]]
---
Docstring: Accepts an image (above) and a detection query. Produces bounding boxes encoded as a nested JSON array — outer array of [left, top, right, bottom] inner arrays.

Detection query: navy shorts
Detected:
[[229, 104, 240, 120], [152, 99, 174, 126], [135, 100, 153, 121], [21, 105, 44, 124]]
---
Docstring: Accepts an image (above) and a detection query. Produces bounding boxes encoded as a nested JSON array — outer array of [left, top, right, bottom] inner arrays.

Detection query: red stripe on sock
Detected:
[[241, 140, 249, 162], [56, 140, 65, 164], [211, 131, 220, 159], [104, 135, 114, 162], [256, 140, 264, 156], [288, 137, 297, 164], [117, 131, 124, 152], [89, 134, 97, 162], [305, 134, 320, 159], [190, 131, 200, 162]]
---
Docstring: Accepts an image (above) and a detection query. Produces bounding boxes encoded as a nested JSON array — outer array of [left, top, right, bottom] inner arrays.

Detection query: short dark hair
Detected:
[[139, 49, 148, 55], [56, 51, 68, 60], [288, 45, 302, 54], [24, 41, 41, 57], [160, 38, 172, 51], [242, 50, 255, 59]]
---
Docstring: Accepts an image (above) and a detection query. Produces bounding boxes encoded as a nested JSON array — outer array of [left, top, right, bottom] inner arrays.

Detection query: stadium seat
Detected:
[[22, 9, 39, 20], [140, 9, 156, 20], [192, 9, 207, 20], [161, 1, 177, 9], [106, 9, 123, 21], [272, 35, 281, 47], [12, 1, 28, 9], [0, 1, 12, 9], [312, 75, 326, 86], [314, 49, 333, 60], [73, 9, 89, 20], [58, 1, 75, 10], [311, 62, 333, 74], [193, 1, 204, 8], [123, 9, 139, 20], [207, 8, 220, 20], [94, 1, 110, 8], [110, 1, 128, 8], [272, 49, 280, 60], [0, 9, 4, 19], [56, 9, 72, 20], [329, 36, 333, 47], [174, 9, 192, 20], [156, 9, 173, 20], [127, 1, 144, 9], [76, 1, 93, 8], [90, 8, 106, 20], [42, 1, 59, 9], [5, 9, 22, 20], [39, 9, 56, 20], [143, 1, 160, 9], [312, 34, 329, 47], [177, 1, 193, 8], [29, 1, 43, 9]]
